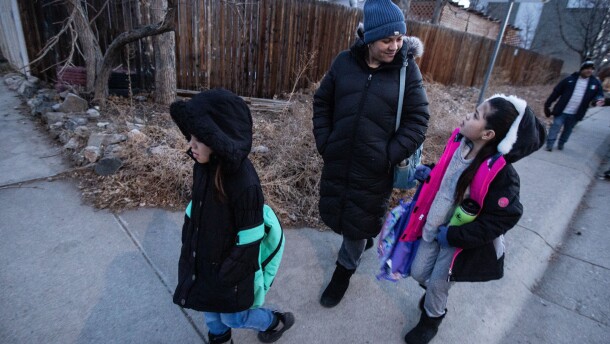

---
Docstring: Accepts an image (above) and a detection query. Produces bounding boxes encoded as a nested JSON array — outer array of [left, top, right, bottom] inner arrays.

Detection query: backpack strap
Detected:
[[236, 223, 265, 245], [469, 153, 507, 210], [260, 204, 284, 269]]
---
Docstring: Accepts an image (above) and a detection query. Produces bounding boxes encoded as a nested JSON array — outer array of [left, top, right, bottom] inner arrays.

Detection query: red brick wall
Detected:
[[410, 1, 521, 47], [410, 1, 436, 22]]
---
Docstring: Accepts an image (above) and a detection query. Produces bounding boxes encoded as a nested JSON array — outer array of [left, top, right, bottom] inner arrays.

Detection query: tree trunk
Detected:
[[151, 0, 177, 105], [93, 1, 176, 102], [431, 0, 445, 25], [68, 0, 103, 93], [393, 0, 411, 17]]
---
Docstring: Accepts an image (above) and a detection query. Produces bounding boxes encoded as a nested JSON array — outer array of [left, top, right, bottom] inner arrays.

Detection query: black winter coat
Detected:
[[544, 72, 604, 121], [170, 89, 264, 313], [448, 164, 521, 281], [173, 158, 264, 313], [313, 36, 429, 240]]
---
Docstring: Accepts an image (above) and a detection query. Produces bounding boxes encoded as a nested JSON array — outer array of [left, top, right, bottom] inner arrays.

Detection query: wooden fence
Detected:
[[15, 0, 561, 99]]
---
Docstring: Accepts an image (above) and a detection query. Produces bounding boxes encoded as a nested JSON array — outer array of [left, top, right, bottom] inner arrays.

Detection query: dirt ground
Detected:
[[70, 81, 554, 228]]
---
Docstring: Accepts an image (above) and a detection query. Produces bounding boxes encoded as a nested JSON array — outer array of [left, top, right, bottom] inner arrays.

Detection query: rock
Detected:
[[127, 129, 147, 141], [27, 98, 42, 109], [126, 121, 145, 130], [106, 133, 128, 145], [87, 133, 127, 148], [86, 108, 100, 118], [31, 101, 55, 117], [5, 75, 24, 90], [95, 157, 123, 176], [97, 122, 110, 128], [59, 90, 70, 99], [104, 144, 123, 158], [64, 117, 88, 131], [74, 126, 90, 138], [48, 121, 63, 130], [68, 116, 88, 125], [36, 88, 57, 101], [134, 95, 147, 102], [134, 116, 145, 124], [87, 133, 105, 147], [71, 152, 86, 166], [58, 131, 72, 144], [42, 111, 66, 124], [18, 80, 38, 98], [251, 145, 270, 154], [150, 145, 169, 155], [63, 137, 80, 150], [58, 93, 88, 113], [52, 103, 61, 111], [83, 146, 101, 163]]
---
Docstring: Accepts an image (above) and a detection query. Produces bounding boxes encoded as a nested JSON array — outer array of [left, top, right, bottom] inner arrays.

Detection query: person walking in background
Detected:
[[544, 60, 605, 151], [313, 0, 429, 308], [403, 95, 546, 344], [170, 89, 294, 344]]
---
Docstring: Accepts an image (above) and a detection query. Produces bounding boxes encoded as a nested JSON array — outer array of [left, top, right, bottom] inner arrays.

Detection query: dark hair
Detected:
[[213, 159, 227, 203], [454, 97, 519, 203]]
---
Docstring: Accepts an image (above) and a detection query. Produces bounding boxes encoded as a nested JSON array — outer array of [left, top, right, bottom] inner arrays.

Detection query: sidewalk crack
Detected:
[[113, 214, 207, 342], [518, 225, 610, 272], [528, 289, 609, 327]]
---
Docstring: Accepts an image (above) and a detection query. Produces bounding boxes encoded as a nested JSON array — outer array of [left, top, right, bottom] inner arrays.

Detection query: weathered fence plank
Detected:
[[15, 0, 562, 99]]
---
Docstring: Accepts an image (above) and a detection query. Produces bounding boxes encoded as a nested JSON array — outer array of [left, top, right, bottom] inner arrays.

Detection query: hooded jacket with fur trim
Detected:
[[313, 28, 430, 240], [170, 89, 265, 313], [423, 96, 545, 282]]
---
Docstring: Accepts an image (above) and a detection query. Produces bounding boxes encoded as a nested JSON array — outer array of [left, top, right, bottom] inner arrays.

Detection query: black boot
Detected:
[[257, 311, 295, 343], [404, 311, 445, 344], [320, 263, 355, 308], [208, 329, 233, 344], [364, 237, 374, 251]]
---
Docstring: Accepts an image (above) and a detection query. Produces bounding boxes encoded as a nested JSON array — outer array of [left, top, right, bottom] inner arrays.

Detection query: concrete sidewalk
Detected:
[[1, 76, 609, 344]]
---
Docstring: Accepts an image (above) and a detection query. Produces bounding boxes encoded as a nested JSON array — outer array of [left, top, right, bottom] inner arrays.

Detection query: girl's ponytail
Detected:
[[214, 161, 227, 203]]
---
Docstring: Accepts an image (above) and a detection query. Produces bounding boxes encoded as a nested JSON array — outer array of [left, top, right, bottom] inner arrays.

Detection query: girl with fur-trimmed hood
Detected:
[[170, 89, 294, 344], [403, 95, 546, 344], [313, 0, 429, 308]]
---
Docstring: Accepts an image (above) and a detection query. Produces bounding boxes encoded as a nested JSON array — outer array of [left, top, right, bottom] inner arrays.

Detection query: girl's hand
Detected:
[[436, 225, 451, 248]]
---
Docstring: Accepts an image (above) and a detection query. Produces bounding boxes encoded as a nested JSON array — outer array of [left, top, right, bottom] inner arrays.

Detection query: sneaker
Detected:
[[558, 144, 564, 150], [208, 329, 233, 344], [257, 312, 295, 343], [545, 146, 552, 152]]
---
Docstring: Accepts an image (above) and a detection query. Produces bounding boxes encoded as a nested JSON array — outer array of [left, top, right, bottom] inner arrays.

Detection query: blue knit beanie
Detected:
[[363, 0, 406, 44]]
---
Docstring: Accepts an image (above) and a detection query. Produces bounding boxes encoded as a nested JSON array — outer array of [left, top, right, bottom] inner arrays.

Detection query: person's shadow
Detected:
[[76, 209, 206, 343]]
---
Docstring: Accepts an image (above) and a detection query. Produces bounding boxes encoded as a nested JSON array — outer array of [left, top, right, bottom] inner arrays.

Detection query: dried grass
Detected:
[[75, 82, 554, 228]]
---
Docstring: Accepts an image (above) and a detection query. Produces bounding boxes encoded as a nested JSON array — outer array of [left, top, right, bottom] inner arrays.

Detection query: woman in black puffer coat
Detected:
[[313, 0, 429, 308]]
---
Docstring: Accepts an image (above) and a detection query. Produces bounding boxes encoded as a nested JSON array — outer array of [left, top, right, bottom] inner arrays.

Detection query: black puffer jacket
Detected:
[[170, 89, 264, 312], [313, 32, 429, 240]]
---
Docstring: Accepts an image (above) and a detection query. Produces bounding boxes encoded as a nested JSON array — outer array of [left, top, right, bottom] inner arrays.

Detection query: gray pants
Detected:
[[410, 239, 456, 317], [336, 236, 367, 270]]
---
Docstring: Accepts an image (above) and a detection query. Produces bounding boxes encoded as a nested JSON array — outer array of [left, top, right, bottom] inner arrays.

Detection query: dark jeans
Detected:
[[337, 236, 367, 270], [547, 113, 578, 149]]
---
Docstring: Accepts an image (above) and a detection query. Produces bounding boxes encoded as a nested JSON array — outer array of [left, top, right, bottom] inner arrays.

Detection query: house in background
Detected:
[[530, 0, 604, 74], [410, 0, 522, 46], [486, 0, 608, 75]]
